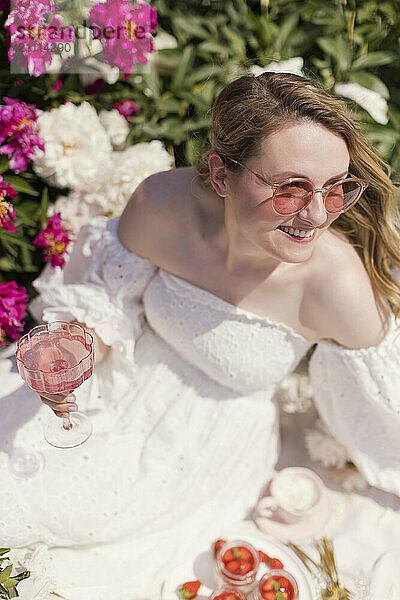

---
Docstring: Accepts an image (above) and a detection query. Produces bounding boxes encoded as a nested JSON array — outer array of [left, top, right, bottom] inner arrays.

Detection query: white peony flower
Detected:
[[334, 82, 389, 125], [153, 31, 178, 51], [305, 420, 349, 468], [250, 57, 305, 77], [275, 370, 314, 413], [99, 108, 130, 150], [32, 101, 112, 191], [5, 545, 56, 600], [48, 189, 105, 232], [103, 140, 175, 216]]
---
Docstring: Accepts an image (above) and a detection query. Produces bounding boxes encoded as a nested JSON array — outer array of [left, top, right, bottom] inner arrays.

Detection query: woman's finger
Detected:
[[42, 400, 78, 412], [39, 392, 76, 404]]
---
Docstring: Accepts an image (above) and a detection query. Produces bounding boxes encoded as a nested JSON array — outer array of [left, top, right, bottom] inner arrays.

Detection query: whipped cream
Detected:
[[273, 472, 320, 513]]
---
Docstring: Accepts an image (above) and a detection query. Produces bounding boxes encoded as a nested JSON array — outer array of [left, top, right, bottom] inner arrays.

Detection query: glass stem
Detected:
[[62, 413, 73, 430]]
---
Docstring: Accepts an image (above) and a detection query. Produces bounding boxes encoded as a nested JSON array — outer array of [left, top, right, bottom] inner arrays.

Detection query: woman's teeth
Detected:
[[277, 226, 315, 238]]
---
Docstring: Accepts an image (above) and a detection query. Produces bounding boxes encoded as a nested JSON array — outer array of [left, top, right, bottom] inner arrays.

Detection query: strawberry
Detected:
[[238, 559, 253, 574], [261, 592, 276, 600], [222, 548, 236, 563], [213, 538, 227, 558], [236, 547, 252, 561], [224, 559, 241, 574], [178, 580, 201, 599], [258, 550, 272, 563], [262, 579, 274, 592], [270, 558, 284, 569]]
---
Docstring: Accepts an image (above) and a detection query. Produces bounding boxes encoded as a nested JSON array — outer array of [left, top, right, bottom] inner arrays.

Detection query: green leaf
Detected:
[[0, 257, 17, 271], [156, 97, 183, 113], [275, 13, 299, 52], [142, 66, 161, 100], [172, 17, 209, 39], [352, 51, 396, 70], [185, 64, 220, 87], [171, 45, 195, 93], [348, 70, 390, 99], [0, 158, 9, 173], [0, 551, 10, 558], [0, 566, 12, 583], [197, 40, 228, 56], [39, 186, 49, 222], [3, 176, 39, 197], [316, 36, 340, 58], [273, 581, 280, 591]]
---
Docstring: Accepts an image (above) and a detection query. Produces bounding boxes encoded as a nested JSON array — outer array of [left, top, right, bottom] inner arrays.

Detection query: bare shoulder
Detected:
[[309, 229, 392, 349], [117, 167, 194, 262]]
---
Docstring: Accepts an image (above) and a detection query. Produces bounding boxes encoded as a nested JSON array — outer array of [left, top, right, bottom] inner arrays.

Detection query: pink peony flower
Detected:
[[0, 175, 17, 231], [0, 280, 28, 346], [5, 0, 75, 77], [88, 0, 158, 77], [33, 212, 73, 269], [0, 96, 45, 172], [52, 79, 63, 91], [113, 98, 140, 119]]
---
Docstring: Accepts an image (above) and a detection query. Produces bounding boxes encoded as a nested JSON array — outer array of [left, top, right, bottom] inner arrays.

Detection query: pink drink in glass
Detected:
[[17, 328, 93, 394], [16, 321, 94, 448]]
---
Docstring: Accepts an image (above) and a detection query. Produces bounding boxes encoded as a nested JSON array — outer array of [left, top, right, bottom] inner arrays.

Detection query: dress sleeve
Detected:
[[29, 215, 159, 405], [308, 311, 400, 496]]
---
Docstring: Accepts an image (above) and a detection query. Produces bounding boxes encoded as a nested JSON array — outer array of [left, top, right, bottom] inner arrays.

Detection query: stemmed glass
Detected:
[[15, 321, 94, 450]]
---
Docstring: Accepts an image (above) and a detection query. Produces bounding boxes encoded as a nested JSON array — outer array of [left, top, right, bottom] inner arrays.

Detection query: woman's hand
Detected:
[[38, 391, 77, 417], [71, 320, 111, 364]]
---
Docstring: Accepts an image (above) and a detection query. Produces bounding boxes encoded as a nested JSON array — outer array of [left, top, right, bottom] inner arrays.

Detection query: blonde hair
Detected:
[[193, 72, 400, 319]]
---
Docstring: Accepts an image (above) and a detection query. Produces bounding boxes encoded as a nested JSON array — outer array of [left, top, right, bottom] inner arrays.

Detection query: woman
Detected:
[[1, 72, 400, 598]]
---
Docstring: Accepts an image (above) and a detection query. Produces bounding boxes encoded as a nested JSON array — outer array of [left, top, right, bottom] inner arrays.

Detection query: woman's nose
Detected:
[[297, 190, 328, 227]]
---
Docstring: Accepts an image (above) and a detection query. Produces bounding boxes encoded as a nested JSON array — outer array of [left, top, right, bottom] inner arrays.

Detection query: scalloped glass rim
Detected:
[[15, 320, 94, 374]]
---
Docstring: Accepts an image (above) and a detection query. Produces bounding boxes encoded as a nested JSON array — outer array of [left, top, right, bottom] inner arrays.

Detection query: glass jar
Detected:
[[208, 585, 248, 600], [257, 569, 299, 600], [215, 539, 260, 596]]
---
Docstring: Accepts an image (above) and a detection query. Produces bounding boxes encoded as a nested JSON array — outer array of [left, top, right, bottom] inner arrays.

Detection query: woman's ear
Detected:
[[208, 152, 228, 198]]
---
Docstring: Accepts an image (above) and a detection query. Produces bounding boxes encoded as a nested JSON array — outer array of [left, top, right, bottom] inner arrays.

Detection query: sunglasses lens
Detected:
[[274, 181, 314, 215], [325, 180, 362, 212]]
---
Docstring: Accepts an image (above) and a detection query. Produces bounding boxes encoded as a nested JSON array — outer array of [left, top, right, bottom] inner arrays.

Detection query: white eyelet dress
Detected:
[[0, 215, 399, 599]]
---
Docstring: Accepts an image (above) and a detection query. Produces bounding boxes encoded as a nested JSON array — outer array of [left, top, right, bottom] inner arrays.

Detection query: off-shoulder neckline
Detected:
[[109, 216, 399, 354], [157, 268, 317, 344], [157, 269, 399, 354]]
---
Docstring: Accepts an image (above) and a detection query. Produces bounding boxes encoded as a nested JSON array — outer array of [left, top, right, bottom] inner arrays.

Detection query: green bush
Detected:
[[0, 0, 399, 313]]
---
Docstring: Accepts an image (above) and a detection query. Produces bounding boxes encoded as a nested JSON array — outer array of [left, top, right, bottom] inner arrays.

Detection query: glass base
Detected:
[[8, 448, 45, 479], [44, 412, 92, 448]]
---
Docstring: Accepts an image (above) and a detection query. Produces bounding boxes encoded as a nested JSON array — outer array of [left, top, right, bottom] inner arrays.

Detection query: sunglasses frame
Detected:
[[219, 154, 369, 216]]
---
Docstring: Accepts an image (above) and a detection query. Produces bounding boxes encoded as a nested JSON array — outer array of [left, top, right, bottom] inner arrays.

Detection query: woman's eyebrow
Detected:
[[268, 170, 349, 183]]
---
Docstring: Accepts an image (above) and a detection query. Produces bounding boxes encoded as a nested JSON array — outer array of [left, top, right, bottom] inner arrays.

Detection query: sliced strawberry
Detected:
[[178, 580, 201, 599], [238, 559, 253, 575], [270, 558, 284, 569], [213, 538, 227, 558], [262, 579, 274, 592], [222, 548, 236, 563], [236, 547, 252, 561], [224, 559, 241, 574], [261, 592, 276, 600], [258, 550, 272, 563]]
